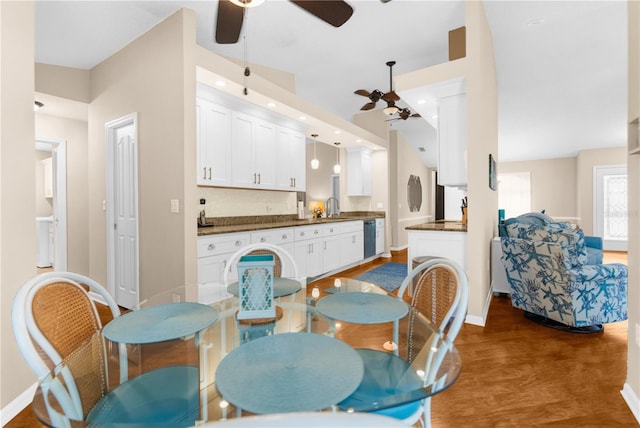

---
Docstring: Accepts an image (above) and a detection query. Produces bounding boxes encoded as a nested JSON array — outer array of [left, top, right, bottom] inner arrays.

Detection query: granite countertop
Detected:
[[197, 212, 385, 236], [405, 220, 467, 233]]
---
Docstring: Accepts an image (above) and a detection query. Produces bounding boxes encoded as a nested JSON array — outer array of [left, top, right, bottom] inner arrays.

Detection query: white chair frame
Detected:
[[12, 272, 124, 426], [393, 258, 469, 428]]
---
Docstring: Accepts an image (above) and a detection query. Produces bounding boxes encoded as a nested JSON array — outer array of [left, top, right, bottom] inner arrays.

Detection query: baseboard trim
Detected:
[[1, 381, 37, 426], [622, 382, 640, 424], [465, 286, 492, 327]]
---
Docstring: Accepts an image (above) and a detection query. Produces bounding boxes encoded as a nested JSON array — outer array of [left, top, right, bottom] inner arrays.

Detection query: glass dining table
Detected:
[[30, 278, 461, 427]]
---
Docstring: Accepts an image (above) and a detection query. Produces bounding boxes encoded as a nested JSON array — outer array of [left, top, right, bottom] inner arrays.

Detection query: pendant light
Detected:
[[310, 134, 319, 170], [333, 142, 341, 174]]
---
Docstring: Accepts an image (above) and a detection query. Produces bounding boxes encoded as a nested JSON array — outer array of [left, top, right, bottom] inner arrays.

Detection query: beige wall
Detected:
[[390, 130, 431, 249], [499, 157, 577, 219], [36, 113, 90, 275], [626, 0, 640, 421], [35, 63, 91, 104], [464, 0, 499, 322], [88, 9, 196, 299], [1, 0, 37, 412], [577, 147, 627, 235]]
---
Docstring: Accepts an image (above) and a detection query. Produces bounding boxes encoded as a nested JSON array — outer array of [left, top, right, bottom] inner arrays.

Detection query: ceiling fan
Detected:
[[355, 61, 421, 120], [215, 0, 354, 44]]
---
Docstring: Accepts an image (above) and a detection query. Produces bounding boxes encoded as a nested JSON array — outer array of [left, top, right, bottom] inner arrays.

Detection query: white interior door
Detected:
[[106, 114, 139, 309], [594, 165, 628, 251]]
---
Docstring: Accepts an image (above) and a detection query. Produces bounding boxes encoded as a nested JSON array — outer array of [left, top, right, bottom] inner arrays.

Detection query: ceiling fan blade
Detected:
[[215, 0, 245, 44], [382, 91, 400, 102], [290, 0, 354, 27], [361, 102, 377, 111], [354, 89, 371, 97]]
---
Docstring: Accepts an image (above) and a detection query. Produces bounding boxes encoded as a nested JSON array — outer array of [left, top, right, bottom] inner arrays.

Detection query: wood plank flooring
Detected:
[[8, 251, 637, 427]]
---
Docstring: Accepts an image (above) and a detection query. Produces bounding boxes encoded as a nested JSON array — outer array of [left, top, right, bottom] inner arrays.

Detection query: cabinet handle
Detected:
[[208, 167, 212, 180], [329, 228, 334, 233], [300, 232, 305, 237], [282, 234, 287, 239], [324, 241, 326, 250], [258, 173, 261, 184], [253, 173, 257, 184], [235, 240, 241, 246], [203, 167, 207, 180], [352, 236, 356, 244], [207, 243, 215, 250], [260, 237, 266, 242], [314, 230, 319, 235], [293, 178, 296, 187]]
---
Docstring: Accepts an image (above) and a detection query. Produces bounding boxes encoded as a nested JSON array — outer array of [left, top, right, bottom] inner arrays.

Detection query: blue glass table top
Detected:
[[102, 302, 219, 344], [315, 292, 408, 324], [215, 332, 364, 414], [226, 277, 301, 298]]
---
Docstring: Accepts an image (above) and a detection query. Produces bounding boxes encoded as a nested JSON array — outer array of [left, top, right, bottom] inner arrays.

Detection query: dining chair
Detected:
[[12, 272, 200, 427], [340, 258, 468, 428]]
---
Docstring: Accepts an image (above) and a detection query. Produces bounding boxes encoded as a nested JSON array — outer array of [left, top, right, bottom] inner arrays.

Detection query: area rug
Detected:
[[355, 263, 407, 293]]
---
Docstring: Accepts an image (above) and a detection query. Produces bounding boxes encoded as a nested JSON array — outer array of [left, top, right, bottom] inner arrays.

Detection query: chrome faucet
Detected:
[[326, 197, 340, 218]]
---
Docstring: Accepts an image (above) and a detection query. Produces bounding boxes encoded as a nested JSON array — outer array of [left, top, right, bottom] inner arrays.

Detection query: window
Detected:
[[497, 172, 531, 219]]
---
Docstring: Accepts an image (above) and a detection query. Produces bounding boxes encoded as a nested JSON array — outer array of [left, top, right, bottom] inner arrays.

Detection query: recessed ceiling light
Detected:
[[299, 116, 307, 120], [417, 99, 426, 105], [215, 80, 226, 87], [356, 139, 362, 143], [527, 18, 544, 27], [334, 130, 341, 134], [431, 114, 438, 119], [267, 102, 276, 108]]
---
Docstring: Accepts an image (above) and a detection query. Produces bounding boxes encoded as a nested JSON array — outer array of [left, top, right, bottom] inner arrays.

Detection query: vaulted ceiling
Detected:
[[35, 1, 627, 167]]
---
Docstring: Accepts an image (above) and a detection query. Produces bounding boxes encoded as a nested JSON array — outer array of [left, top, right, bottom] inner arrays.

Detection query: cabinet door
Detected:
[[322, 234, 342, 272], [347, 147, 372, 196], [231, 111, 256, 188], [293, 239, 323, 278], [197, 98, 232, 186], [376, 226, 385, 254], [275, 127, 306, 191], [437, 93, 467, 187], [340, 231, 364, 266], [198, 254, 234, 303], [253, 118, 277, 189]]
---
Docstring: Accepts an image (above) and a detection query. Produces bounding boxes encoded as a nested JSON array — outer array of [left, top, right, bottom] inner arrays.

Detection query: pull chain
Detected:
[[243, 9, 250, 96]]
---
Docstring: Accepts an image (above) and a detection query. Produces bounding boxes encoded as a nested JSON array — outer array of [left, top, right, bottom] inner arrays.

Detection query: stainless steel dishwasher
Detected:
[[363, 219, 376, 258]]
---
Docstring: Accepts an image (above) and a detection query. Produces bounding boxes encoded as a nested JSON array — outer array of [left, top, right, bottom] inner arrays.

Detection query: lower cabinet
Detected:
[[376, 218, 385, 254], [197, 219, 383, 302]]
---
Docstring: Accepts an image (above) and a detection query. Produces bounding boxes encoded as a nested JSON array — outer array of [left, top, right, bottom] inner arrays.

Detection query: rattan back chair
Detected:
[[389, 258, 468, 427], [12, 272, 122, 424]]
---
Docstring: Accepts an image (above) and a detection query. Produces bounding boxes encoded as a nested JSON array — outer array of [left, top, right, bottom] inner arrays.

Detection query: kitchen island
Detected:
[[406, 220, 467, 275]]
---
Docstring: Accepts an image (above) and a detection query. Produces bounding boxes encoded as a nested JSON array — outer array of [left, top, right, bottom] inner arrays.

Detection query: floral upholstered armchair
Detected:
[[500, 222, 627, 332]]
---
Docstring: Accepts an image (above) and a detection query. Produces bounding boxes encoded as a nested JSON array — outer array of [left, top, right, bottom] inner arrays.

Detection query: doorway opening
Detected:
[[35, 138, 67, 271]]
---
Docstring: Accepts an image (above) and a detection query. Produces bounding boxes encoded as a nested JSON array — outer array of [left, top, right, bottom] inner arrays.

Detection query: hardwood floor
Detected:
[[8, 251, 636, 427]]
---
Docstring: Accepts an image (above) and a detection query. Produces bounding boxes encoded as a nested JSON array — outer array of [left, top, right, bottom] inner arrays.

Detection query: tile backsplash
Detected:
[[198, 187, 298, 217]]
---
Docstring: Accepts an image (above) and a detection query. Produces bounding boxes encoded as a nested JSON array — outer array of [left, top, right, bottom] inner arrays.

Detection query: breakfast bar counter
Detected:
[[405, 220, 467, 233]]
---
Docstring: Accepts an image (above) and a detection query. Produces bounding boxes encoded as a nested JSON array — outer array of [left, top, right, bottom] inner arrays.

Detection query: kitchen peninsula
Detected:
[[406, 220, 467, 275]]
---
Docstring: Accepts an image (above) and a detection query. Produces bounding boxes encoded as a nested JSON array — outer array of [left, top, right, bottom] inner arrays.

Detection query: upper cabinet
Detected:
[[437, 92, 467, 187], [275, 126, 306, 191], [197, 83, 307, 192], [196, 98, 232, 186], [347, 147, 372, 196]]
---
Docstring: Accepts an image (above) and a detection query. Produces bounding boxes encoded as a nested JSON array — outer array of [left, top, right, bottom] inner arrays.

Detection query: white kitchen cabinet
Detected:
[[322, 223, 342, 273], [339, 221, 364, 266], [197, 232, 251, 303], [275, 126, 306, 191], [375, 218, 385, 254], [437, 93, 467, 187], [347, 147, 372, 196], [293, 225, 323, 278], [196, 98, 232, 186], [250, 228, 295, 277], [231, 112, 277, 189], [407, 230, 467, 274]]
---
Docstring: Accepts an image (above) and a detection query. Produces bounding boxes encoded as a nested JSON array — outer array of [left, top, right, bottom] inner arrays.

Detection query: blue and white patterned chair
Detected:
[[500, 222, 627, 332]]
